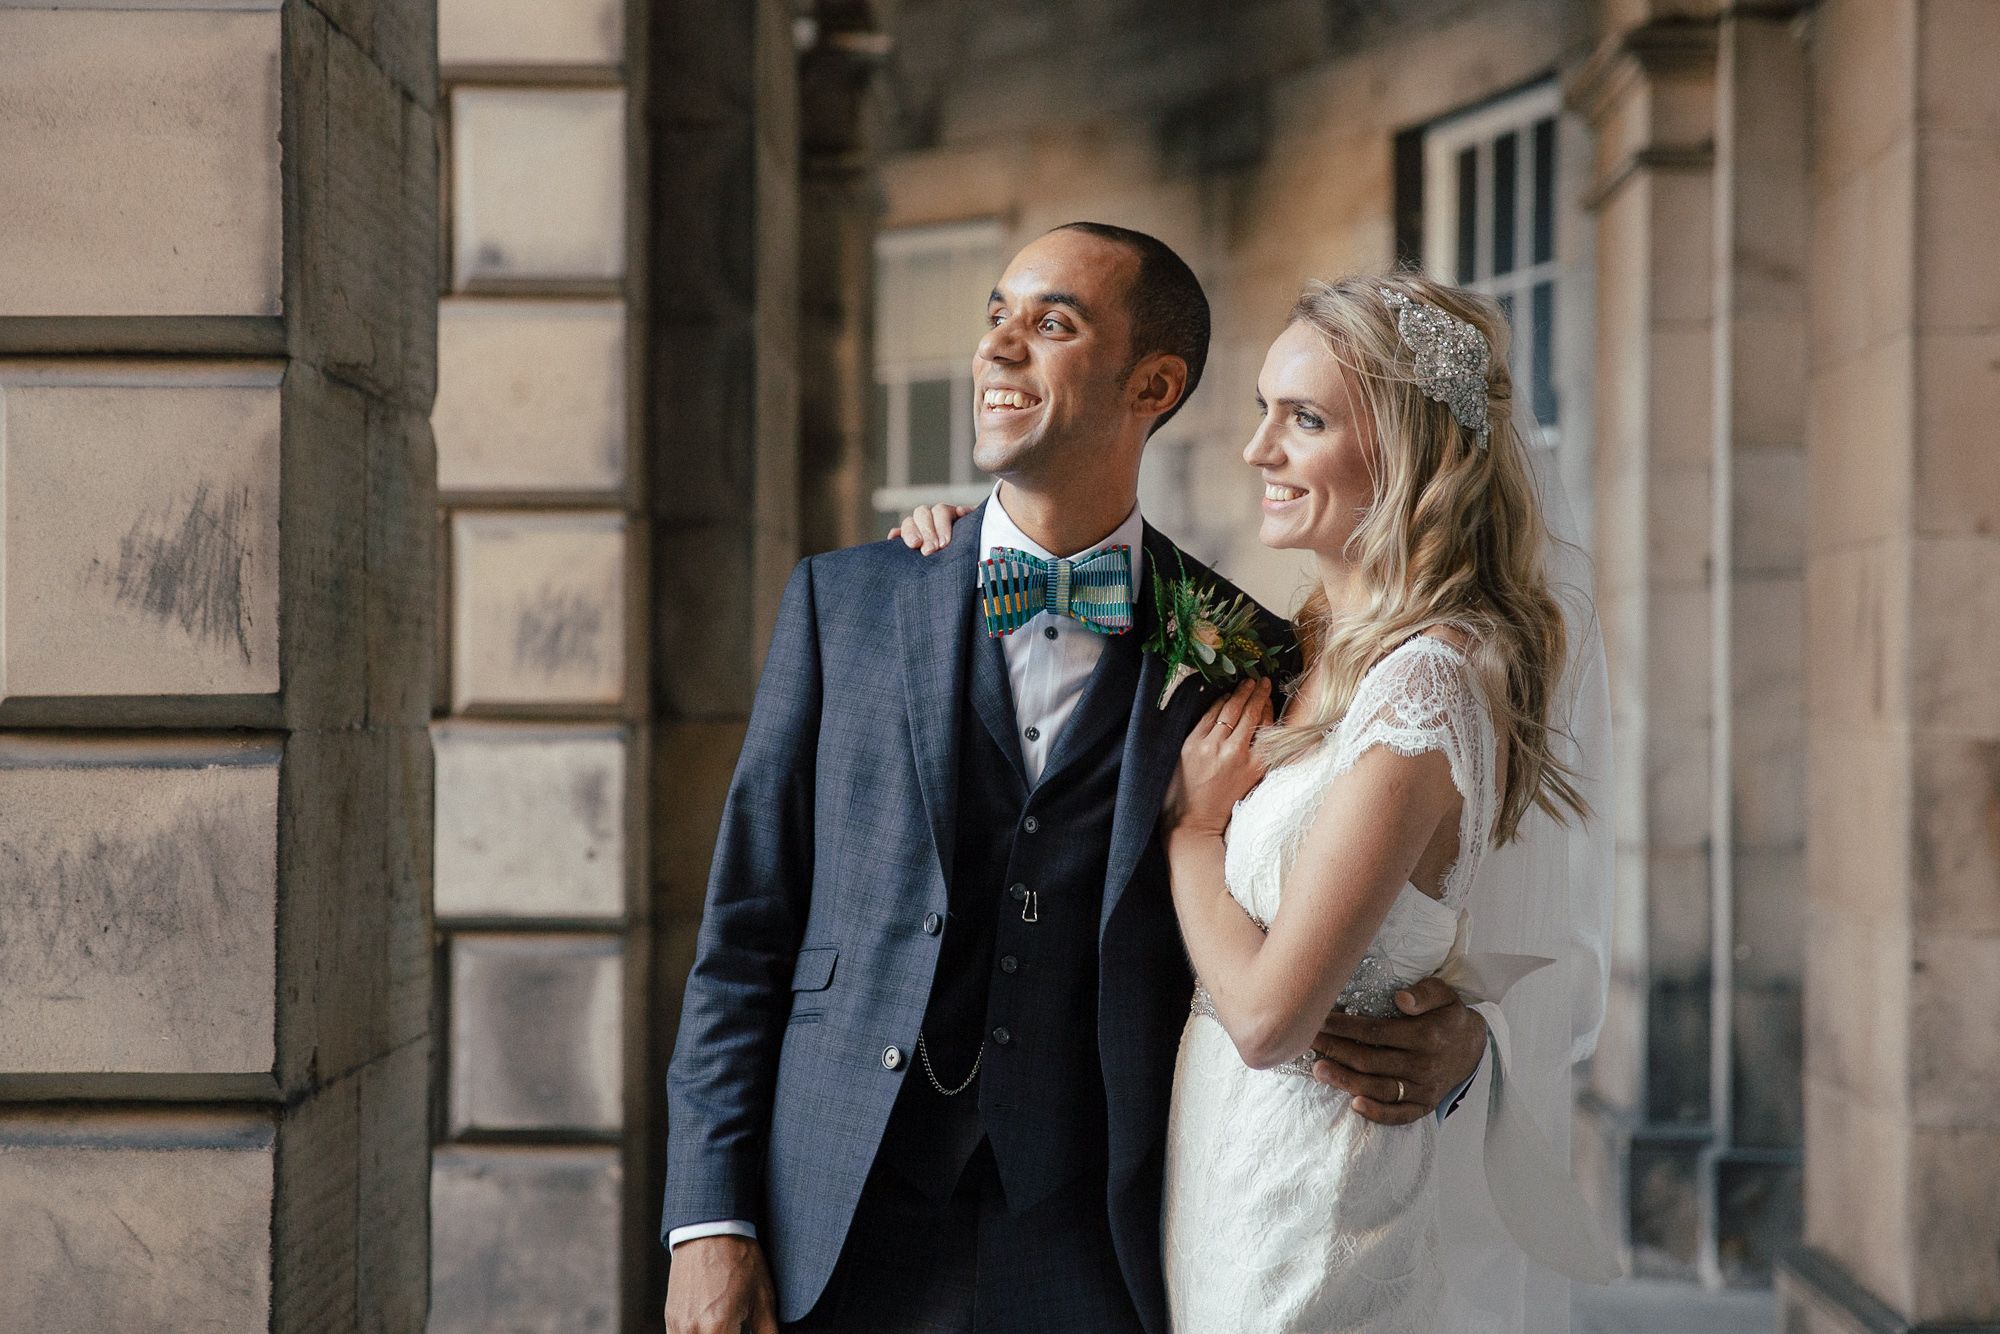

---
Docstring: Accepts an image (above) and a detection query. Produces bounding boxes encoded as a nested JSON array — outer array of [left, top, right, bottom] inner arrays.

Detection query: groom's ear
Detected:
[[1129, 352, 1190, 426]]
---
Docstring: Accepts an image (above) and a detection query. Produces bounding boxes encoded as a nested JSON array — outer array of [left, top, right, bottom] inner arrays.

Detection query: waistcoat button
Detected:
[[1008, 883, 1027, 902], [881, 1046, 903, 1070], [991, 1027, 1012, 1046], [1000, 955, 1019, 974], [1023, 816, 1040, 833]]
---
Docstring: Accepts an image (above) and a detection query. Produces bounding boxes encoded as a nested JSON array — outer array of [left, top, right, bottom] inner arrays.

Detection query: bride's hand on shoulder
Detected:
[[1164, 678, 1275, 837], [886, 503, 973, 555]]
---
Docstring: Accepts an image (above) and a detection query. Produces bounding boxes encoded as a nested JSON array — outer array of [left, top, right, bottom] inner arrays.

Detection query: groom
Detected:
[[662, 223, 1488, 1333]]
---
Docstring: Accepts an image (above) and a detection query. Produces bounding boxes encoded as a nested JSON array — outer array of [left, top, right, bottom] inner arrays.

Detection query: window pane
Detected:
[[871, 379, 890, 488], [1496, 291, 1519, 387], [1532, 117, 1556, 266], [1532, 281, 1557, 426], [1493, 131, 1518, 277], [1456, 146, 1478, 283], [908, 376, 954, 486]]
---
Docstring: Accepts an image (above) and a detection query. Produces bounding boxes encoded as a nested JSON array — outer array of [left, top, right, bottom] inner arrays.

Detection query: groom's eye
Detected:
[[1039, 316, 1069, 334]]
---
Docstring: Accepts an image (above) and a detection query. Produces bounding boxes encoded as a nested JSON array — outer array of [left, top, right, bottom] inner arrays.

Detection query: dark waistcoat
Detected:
[[881, 620, 1142, 1214]]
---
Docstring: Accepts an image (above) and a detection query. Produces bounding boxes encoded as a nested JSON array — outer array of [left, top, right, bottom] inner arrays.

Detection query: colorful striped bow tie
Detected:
[[979, 544, 1134, 637]]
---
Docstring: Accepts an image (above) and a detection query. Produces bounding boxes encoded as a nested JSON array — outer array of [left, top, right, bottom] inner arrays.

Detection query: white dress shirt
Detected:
[[668, 488, 1144, 1252]]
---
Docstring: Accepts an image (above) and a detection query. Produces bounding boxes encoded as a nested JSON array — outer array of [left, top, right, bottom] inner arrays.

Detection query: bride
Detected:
[[897, 273, 1618, 1331]]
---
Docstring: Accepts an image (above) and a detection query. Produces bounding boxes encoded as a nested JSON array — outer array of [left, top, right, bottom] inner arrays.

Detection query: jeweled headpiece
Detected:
[[1379, 286, 1492, 447]]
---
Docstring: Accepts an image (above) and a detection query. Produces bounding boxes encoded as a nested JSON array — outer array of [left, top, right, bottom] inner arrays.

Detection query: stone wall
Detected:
[[426, 0, 638, 1326], [1777, 0, 2000, 1327], [0, 1, 438, 1329]]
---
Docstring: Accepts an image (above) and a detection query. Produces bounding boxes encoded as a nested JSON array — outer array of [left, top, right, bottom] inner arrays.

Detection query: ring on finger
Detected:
[[1395, 1078, 1406, 1103]]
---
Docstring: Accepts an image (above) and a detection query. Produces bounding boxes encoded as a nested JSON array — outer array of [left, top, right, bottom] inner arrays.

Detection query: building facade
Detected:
[[0, 1, 1994, 1331]]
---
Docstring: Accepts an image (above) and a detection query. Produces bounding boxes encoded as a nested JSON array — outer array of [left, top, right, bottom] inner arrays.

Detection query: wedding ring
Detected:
[[1217, 720, 1234, 730], [1395, 1079, 1406, 1103]]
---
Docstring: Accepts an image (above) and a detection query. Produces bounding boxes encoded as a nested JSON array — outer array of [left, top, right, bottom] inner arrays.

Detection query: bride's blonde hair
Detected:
[[1253, 273, 1586, 843]]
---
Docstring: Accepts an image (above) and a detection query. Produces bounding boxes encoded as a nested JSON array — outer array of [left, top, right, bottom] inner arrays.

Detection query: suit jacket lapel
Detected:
[[969, 617, 1028, 789], [1100, 523, 1215, 938], [897, 505, 987, 889]]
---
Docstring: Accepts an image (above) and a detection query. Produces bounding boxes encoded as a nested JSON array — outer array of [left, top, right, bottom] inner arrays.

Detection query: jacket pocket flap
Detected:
[[790, 947, 837, 992]]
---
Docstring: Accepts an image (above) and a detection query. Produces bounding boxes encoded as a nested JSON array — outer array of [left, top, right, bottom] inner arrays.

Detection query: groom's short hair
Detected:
[[1054, 222, 1210, 436]]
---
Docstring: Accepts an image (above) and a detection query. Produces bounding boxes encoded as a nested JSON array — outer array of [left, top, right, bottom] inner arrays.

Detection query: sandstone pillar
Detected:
[[0, 2, 438, 1329], [1778, 0, 2000, 1326]]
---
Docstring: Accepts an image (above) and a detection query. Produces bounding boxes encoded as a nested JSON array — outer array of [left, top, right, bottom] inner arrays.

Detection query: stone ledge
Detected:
[[1777, 1246, 2000, 1334]]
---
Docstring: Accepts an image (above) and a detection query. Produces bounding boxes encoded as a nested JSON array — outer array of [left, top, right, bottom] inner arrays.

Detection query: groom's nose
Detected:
[[978, 314, 1027, 365]]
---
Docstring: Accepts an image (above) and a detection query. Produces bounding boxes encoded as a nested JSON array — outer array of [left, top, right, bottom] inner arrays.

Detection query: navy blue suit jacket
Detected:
[[662, 507, 1291, 1327]]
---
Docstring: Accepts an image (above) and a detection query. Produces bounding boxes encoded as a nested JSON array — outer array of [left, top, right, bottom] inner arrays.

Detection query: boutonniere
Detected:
[[1140, 551, 1280, 710]]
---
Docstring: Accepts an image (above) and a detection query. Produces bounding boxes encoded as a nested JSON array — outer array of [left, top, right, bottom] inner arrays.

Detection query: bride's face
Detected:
[[1243, 320, 1378, 555]]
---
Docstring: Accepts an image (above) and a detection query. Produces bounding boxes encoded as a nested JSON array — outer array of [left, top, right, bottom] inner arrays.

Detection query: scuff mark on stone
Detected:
[[570, 766, 612, 841], [105, 481, 255, 665], [514, 587, 604, 677]]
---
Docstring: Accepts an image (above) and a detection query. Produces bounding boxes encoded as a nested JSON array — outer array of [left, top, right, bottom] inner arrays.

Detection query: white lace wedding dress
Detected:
[[1162, 634, 1497, 1334]]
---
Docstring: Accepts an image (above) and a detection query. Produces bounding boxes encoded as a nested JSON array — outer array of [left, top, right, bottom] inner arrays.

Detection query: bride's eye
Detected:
[[1294, 408, 1324, 430]]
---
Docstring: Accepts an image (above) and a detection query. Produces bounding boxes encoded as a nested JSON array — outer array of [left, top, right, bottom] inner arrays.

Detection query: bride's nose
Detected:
[[1243, 417, 1281, 467]]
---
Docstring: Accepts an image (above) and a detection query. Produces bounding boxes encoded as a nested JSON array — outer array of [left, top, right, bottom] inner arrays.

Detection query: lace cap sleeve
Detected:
[[1327, 636, 1494, 822]]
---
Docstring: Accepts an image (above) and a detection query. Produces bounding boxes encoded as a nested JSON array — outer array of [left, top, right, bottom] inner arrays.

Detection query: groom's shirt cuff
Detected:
[[668, 1220, 758, 1250], [1436, 1001, 1501, 1122]]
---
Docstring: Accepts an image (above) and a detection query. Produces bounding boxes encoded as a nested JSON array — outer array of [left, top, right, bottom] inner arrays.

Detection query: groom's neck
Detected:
[[996, 478, 1139, 557]]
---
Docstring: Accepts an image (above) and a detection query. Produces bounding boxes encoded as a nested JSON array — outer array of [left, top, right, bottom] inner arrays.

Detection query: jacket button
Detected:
[[1023, 816, 1040, 833], [922, 912, 942, 936], [1008, 883, 1027, 902], [991, 1027, 1012, 1046], [881, 1045, 903, 1070], [1000, 955, 1019, 975]]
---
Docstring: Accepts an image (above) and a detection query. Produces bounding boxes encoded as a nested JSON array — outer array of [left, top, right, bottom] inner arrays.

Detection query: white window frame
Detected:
[[1419, 80, 1594, 543], [872, 219, 1005, 515]]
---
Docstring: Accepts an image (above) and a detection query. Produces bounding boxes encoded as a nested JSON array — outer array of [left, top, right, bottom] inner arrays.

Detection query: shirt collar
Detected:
[[978, 483, 1146, 597]]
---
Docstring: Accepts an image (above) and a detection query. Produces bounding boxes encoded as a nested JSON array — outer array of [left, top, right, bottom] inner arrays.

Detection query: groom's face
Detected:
[[971, 231, 1143, 482]]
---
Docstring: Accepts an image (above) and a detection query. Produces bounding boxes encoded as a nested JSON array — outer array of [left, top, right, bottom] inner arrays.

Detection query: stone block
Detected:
[[366, 404, 440, 730], [1645, 722, 1712, 851], [448, 935, 623, 1134], [0, 1110, 275, 1333], [1915, 136, 2000, 332], [1802, 1080, 1913, 1308], [434, 723, 627, 920], [450, 88, 626, 288], [1732, 706, 1806, 851], [313, 0, 436, 104], [1808, 0, 1915, 191], [431, 1146, 621, 1333], [1913, 331, 2000, 540], [652, 720, 748, 914], [0, 365, 281, 706], [435, 299, 627, 494], [1647, 174, 1716, 326], [1918, 0, 2000, 137], [439, 0, 624, 67], [1907, 930, 2000, 1129], [1805, 724, 1910, 921], [0, 9, 281, 316], [450, 511, 628, 711], [1910, 735, 2000, 933], [1646, 461, 1712, 586], [1732, 446, 1806, 577], [1710, 1153, 1802, 1286], [1908, 1124, 2000, 1317], [0, 738, 278, 1077], [1909, 536, 2000, 733], [356, 1039, 433, 1331], [1802, 542, 1906, 727], [1802, 909, 1910, 1098], [279, 365, 370, 731], [277, 727, 432, 1092]]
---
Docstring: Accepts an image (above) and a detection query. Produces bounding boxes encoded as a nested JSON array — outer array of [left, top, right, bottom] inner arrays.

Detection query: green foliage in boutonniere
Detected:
[[1140, 551, 1281, 710]]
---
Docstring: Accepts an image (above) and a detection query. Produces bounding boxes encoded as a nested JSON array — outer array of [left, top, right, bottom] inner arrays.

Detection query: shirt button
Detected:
[[922, 912, 942, 936], [991, 1027, 1012, 1046], [1023, 725, 1041, 742], [882, 1046, 903, 1070], [1008, 883, 1027, 902], [1000, 955, 1019, 974], [1044, 626, 1058, 640], [1023, 816, 1040, 833]]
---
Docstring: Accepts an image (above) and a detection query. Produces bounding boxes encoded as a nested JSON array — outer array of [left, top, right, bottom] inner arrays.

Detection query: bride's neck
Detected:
[[1314, 552, 1368, 619]]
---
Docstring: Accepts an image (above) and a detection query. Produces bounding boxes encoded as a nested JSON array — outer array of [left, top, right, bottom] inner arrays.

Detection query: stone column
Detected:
[[424, 0, 645, 1329], [1699, 1, 1807, 1285], [647, 0, 803, 1315], [1570, 7, 1724, 1279], [0, 2, 437, 1330], [1777, 0, 2000, 1327]]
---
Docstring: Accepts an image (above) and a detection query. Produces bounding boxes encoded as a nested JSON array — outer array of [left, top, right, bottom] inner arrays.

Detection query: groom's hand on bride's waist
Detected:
[[1307, 977, 1488, 1126]]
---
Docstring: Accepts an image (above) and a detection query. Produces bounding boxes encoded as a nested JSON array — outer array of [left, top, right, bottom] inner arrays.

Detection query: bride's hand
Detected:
[[1164, 678, 1275, 836], [886, 503, 973, 555]]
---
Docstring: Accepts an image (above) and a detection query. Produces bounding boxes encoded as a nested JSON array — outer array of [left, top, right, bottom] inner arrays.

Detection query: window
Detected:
[[872, 220, 1004, 525], [1420, 81, 1566, 439]]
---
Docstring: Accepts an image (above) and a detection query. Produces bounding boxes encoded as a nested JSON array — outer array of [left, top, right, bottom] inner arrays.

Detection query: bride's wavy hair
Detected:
[[1253, 273, 1587, 843]]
